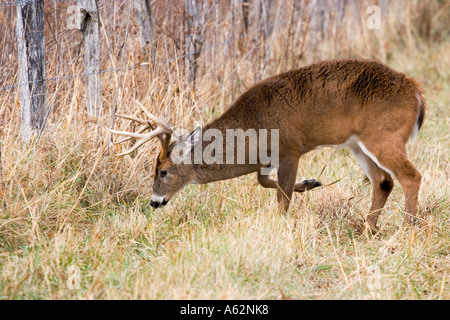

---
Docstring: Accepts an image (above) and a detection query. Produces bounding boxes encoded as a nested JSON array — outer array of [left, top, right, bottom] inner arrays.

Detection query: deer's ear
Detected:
[[168, 127, 201, 164], [171, 127, 190, 143], [185, 127, 202, 149]]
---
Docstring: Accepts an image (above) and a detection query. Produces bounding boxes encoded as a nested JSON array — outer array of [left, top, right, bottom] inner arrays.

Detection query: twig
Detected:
[[0, 138, 6, 210]]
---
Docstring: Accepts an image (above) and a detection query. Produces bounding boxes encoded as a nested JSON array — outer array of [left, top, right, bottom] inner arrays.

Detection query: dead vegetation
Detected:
[[0, 0, 449, 299]]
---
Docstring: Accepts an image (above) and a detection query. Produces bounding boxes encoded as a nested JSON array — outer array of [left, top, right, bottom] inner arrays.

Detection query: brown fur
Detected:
[[120, 59, 426, 230]]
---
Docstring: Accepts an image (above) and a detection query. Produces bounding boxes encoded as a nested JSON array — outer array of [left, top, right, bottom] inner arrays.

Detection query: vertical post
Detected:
[[185, 0, 203, 89], [252, 0, 270, 81], [284, 1, 298, 67], [229, 0, 237, 101], [212, 0, 219, 82], [134, 0, 156, 64], [230, 0, 236, 67], [264, 1, 281, 75], [260, 0, 271, 78], [241, 0, 249, 34], [16, 0, 47, 142], [77, 0, 102, 117]]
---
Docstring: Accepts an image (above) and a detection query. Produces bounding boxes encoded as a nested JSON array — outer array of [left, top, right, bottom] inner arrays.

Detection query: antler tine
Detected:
[[115, 114, 153, 127], [119, 126, 169, 156], [106, 124, 170, 156], [113, 124, 152, 144], [115, 136, 151, 156], [106, 125, 167, 140], [107, 101, 172, 156], [135, 100, 172, 134]]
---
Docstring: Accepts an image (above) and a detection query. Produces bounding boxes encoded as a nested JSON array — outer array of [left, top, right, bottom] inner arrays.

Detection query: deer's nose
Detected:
[[150, 198, 168, 209], [150, 200, 160, 208]]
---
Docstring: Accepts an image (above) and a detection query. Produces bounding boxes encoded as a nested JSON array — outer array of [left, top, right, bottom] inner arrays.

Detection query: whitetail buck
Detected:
[[108, 59, 425, 231]]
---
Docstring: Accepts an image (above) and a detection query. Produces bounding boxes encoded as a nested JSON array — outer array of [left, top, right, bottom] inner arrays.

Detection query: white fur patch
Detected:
[[409, 94, 422, 143], [357, 140, 396, 179], [351, 145, 373, 183], [314, 135, 358, 150], [316, 135, 396, 181], [151, 193, 166, 203], [409, 121, 419, 143]]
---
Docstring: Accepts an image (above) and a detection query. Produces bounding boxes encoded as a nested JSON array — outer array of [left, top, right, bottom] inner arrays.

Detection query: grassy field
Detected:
[[0, 1, 449, 300]]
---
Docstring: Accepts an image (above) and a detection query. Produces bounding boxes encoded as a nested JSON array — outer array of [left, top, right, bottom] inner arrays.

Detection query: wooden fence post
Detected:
[[241, 0, 249, 34], [134, 0, 156, 64], [16, 0, 47, 142], [77, 0, 102, 117], [185, 0, 204, 89]]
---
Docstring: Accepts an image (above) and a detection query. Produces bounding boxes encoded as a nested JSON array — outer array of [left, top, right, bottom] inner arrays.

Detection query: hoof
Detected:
[[364, 222, 379, 235], [296, 179, 322, 192]]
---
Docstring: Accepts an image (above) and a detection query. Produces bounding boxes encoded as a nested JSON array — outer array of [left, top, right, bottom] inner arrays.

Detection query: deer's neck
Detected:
[[188, 102, 264, 184], [192, 163, 259, 185]]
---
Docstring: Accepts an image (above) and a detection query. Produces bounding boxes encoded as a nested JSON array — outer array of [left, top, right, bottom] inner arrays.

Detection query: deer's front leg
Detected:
[[258, 170, 322, 195], [276, 156, 300, 212], [294, 179, 322, 192]]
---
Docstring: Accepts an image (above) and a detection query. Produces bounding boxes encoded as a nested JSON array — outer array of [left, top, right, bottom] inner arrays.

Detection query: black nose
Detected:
[[150, 199, 168, 209], [150, 200, 160, 208]]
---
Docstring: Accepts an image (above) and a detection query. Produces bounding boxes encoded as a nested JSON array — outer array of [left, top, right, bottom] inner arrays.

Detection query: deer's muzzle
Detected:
[[150, 196, 168, 208]]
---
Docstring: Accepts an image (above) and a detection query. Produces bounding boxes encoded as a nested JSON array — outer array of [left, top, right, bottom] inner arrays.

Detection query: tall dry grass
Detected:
[[0, 0, 449, 299]]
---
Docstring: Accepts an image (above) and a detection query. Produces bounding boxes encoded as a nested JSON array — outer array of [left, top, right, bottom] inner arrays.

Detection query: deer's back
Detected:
[[220, 59, 422, 153]]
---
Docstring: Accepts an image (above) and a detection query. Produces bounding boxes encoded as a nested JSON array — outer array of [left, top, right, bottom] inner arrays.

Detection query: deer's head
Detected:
[[108, 101, 197, 208]]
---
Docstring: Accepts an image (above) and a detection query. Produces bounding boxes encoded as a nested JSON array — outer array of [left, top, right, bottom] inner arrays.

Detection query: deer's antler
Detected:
[[107, 101, 172, 157]]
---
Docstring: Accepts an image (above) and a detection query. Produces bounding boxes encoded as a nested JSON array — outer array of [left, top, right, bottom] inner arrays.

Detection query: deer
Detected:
[[108, 59, 426, 231]]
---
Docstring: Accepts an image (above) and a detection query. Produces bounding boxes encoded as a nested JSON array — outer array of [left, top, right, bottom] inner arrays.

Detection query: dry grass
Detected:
[[0, 0, 449, 299]]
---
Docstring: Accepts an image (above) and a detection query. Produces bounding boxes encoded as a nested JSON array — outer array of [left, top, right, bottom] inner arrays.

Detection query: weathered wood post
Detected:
[[77, 0, 102, 117], [241, 0, 249, 34], [185, 0, 204, 89], [16, 0, 47, 142], [134, 0, 156, 64]]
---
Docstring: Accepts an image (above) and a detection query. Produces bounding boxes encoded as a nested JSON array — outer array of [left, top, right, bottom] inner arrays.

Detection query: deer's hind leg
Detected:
[[351, 145, 394, 231], [355, 139, 421, 227]]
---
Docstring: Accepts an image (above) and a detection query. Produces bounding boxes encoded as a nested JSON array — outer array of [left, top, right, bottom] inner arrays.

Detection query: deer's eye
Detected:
[[160, 170, 167, 178]]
